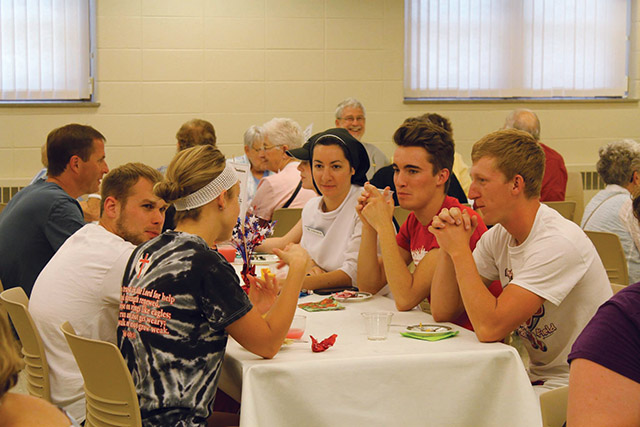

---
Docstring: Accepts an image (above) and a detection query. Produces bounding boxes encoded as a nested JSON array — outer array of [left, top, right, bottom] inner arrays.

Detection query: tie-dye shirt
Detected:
[[117, 231, 251, 426]]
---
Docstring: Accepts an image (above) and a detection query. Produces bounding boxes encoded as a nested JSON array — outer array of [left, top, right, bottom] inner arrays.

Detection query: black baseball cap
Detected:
[[285, 141, 312, 161]]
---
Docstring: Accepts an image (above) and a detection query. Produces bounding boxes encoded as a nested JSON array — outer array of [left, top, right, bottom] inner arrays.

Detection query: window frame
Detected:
[[0, 0, 98, 107], [403, 0, 632, 103]]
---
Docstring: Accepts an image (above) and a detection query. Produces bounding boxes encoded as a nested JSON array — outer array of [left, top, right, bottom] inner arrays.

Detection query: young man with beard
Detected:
[[29, 163, 167, 422]]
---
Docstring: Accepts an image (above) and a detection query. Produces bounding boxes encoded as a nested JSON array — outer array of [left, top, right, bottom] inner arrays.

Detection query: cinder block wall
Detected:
[[1, 0, 639, 188]]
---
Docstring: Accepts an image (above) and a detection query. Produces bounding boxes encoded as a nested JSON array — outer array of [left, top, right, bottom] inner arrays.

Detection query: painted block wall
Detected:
[[0, 0, 639, 186]]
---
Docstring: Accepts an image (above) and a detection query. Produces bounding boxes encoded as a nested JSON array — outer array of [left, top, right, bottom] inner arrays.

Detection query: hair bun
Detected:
[[153, 180, 185, 203]]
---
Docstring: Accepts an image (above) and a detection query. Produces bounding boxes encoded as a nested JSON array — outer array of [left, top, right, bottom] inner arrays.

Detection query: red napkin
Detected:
[[311, 334, 337, 352]]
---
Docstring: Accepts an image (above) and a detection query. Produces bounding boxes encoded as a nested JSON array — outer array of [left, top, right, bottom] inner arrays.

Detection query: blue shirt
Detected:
[[0, 180, 84, 295]]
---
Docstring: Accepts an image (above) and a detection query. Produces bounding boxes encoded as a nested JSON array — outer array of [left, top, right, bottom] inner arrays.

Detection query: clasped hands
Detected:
[[428, 207, 478, 256], [356, 182, 394, 232]]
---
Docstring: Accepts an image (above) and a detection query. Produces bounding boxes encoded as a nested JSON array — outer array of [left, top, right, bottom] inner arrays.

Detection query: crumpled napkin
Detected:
[[400, 331, 459, 341], [298, 297, 345, 312]]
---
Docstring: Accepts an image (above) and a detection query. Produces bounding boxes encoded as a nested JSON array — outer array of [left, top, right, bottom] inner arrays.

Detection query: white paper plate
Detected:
[[332, 291, 373, 302], [405, 324, 452, 336]]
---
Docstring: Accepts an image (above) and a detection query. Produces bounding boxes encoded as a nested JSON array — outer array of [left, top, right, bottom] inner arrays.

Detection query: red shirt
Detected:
[[540, 143, 568, 202], [396, 196, 501, 330]]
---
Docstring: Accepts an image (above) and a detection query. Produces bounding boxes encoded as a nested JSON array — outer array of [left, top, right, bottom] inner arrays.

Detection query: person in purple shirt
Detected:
[[567, 282, 640, 425], [567, 193, 640, 426]]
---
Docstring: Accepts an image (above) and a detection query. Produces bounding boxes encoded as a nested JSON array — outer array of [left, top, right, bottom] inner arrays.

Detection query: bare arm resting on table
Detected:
[[356, 184, 434, 310], [429, 207, 544, 342], [226, 244, 311, 358]]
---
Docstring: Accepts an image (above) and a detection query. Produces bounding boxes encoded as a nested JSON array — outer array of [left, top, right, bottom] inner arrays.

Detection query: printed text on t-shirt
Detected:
[[119, 286, 175, 339]]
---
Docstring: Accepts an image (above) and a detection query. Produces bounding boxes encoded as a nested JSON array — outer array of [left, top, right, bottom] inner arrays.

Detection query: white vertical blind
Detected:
[[0, 0, 91, 101], [405, 0, 629, 99]]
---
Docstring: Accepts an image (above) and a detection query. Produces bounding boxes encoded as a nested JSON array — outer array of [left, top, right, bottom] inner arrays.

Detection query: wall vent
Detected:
[[1, 187, 24, 204], [580, 171, 604, 191]]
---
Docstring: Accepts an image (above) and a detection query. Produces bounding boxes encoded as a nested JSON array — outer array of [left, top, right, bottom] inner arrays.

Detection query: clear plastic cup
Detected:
[[361, 312, 394, 340], [286, 315, 306, 340]]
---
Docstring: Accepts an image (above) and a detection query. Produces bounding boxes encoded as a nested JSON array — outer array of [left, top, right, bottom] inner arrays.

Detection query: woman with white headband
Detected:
[[117, 145, 311, 426]]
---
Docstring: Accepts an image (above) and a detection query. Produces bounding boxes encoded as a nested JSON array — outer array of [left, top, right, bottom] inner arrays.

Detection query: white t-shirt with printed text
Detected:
[[473, 204, 612, 385]]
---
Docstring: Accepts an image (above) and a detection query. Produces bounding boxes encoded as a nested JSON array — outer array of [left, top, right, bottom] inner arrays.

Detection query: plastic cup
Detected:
[[218, 245, 237, 263], [286, 315, 306, 339], [362, 312, 394, 340]]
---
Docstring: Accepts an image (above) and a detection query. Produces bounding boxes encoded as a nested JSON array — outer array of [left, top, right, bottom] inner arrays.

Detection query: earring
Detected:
[[219, 205, 224, 211]]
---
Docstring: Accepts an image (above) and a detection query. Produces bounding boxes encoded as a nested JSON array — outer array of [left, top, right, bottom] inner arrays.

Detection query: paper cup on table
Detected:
[[362, 312, 394, 340]]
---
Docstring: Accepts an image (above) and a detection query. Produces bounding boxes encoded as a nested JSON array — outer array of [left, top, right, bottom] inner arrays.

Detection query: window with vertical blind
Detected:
[[0, 0, 94, 102], [404, 0, 630, 100]]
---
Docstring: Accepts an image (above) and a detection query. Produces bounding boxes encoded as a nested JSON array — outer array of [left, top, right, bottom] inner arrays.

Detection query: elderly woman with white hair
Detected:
[[582, 139, 640, 283], [230, 125, 272, 202], [251, 118, 317, 221]]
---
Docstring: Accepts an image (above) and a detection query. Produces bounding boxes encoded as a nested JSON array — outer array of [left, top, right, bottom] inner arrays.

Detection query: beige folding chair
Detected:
[[393, 206, 411, 227], [543, 201, 576, 222], [271, 208, 302, 238], [0, 202, 7, 214], [0, 287, 51, 401], [60, 321, 142, 427], [565, 171, 584, 224], [0, 279, 7, 323], [539, 385, 568, 427], [584, 230, 630, 286], [611, 283, 626, 294]]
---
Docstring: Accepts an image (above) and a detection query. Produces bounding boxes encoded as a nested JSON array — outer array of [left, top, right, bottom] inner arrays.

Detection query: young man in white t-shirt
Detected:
[[29, 163, 169, 421], [428, 129, 612, 394]]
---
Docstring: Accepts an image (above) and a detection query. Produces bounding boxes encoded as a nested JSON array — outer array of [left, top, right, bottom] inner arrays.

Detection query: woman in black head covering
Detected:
[[258, 128, 371, 292]]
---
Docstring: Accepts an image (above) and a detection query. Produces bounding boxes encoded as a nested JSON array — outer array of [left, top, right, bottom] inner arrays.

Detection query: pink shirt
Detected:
[[251, 161, 316, 221]]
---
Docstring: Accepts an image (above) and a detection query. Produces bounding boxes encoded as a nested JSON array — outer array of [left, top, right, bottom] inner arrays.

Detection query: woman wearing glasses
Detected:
[[250, 117, 316, 221]]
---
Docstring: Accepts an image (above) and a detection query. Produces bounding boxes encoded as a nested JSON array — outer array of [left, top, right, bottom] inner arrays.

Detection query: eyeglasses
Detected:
[[251, 144, 280, 152], [339, 115, 365, 123]]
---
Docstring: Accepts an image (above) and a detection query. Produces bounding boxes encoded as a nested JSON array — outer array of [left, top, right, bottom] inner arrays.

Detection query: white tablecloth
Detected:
[[219, 295, 542, 427]]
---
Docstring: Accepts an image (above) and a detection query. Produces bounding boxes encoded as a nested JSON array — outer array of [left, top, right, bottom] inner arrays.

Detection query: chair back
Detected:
[[539, 385, 569, 427], [393, 206, 411, 227], [584, 230, 629, 286], [60, 321, 142, 427], [0, 202, 7, 214], [0, 279, 8, 324], [611, 282, 626, 294], [0, 287, 51, 401], [565, 171, 584, 224], [271, 208, 302, 238], [543, 201, 576, 222]]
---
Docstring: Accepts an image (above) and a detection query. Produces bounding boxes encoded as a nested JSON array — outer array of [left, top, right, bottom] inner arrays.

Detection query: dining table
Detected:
[[218, 293, 543, 427]]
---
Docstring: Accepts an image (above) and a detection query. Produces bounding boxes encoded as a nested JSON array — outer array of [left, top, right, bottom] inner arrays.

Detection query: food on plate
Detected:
[[333, 290, 359, 299]]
